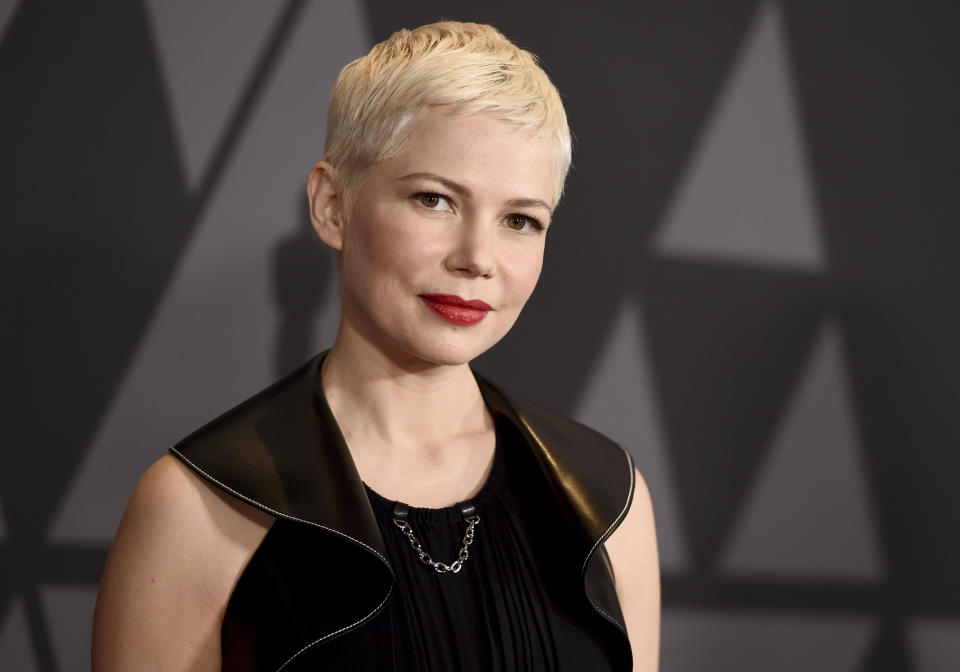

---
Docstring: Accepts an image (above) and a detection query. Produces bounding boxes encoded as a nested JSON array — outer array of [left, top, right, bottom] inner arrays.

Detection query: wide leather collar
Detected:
[[170, 352, 635, 666]]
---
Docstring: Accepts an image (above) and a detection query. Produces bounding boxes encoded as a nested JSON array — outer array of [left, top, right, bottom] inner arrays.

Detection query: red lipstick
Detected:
[[418, 294, 492, 326]]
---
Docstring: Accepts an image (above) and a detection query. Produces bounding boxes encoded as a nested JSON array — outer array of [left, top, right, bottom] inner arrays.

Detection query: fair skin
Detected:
[[92, 106, 659, 670], [310, 106, 554, 506]]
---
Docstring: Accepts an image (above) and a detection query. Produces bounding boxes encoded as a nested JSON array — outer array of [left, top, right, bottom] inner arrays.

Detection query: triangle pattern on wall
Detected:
[[48, 0, 370, 544], [642, 259, 824, 565], [907, 618, 960, 672], [654, 1, 825, 271], [144, 0, 285, 186], [573, 299, 690, 572], [0, 598, 38, 671], [0, 0, 19, 45], [661, 607, 875, 671], [720, 319, 883, 579]]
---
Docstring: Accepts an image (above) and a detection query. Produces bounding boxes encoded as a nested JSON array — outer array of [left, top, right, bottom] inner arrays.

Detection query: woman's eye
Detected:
[[417, 193, 450, 210], [505, 214, 543, 232]]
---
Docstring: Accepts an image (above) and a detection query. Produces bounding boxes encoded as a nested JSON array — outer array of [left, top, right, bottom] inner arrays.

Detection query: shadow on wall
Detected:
[[272, 198, 338, 377]]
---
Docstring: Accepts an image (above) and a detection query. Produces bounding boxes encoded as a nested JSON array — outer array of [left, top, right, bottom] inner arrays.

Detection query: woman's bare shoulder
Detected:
[[92, 454, 273, 671], [144, 454, 274, 543], [604, 467, 661, 672], [110, 454, 274, 573]]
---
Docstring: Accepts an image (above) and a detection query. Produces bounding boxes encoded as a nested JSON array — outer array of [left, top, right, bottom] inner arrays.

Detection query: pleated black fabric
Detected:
[[305, 414, 623, 670]]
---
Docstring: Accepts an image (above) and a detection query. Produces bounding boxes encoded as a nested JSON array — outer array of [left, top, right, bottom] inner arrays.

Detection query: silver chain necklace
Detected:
[[392, 499, 480, 574]]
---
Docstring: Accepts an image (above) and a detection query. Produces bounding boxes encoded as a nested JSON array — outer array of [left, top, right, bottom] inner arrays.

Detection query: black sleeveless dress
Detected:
[[175, 354, 634, 670], [301, 414, 623, 670]]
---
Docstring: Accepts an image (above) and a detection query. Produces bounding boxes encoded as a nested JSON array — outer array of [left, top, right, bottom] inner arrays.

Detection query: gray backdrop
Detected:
[[2, 1, 958, 670]]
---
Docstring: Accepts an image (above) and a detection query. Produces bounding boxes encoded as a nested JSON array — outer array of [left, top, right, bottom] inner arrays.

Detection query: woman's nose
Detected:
[[445, 221, 496, 278]]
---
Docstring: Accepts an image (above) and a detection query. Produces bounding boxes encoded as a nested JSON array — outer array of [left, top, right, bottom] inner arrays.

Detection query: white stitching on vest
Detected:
[[512, 418, 636, 636], [169, 447, 390, 565], [170, 448, 396, 670], [581, 443, 635, 635], [275, 587, 394, 671], [583, 443, 636, 575]]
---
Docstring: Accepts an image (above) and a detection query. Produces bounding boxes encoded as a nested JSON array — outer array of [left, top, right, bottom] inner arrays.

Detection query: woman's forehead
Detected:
[[374, 108, 559, 205]]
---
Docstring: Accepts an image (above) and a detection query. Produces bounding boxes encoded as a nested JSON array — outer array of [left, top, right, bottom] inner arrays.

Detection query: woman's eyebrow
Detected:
[[398, 172, 553, 213], [505, 197, 553, 213], [398, 172, 472, 198]]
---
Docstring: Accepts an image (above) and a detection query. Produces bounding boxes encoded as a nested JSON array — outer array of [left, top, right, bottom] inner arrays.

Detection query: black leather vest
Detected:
[[169, 353, 635, 670]]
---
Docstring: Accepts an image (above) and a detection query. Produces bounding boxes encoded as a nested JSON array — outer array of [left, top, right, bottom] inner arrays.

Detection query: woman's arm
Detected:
[[604, 467, 661, 671], [92, 455, 271, 671]]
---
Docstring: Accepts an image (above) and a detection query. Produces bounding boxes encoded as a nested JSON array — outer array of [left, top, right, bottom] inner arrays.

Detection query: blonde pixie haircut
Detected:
[[323, 21, 572, 211]]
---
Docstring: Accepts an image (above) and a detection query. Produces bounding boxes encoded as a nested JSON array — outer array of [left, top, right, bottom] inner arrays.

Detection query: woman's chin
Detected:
[[376, 324, 511, 369], [397, 339, 496, 369], [336, 307, 518, 369]]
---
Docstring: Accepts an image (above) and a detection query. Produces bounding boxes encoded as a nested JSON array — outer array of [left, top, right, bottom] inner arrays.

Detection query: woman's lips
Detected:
[[418, 294, 492, 325]]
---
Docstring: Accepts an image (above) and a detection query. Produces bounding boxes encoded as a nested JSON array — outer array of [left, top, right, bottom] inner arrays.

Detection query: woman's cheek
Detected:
[[505, 248, 545, 297]]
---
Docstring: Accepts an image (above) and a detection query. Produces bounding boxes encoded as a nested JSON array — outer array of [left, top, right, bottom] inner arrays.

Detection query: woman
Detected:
[[93, 21, 659, 671]]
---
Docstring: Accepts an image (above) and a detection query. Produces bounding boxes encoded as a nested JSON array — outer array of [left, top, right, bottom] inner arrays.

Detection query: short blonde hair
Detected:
[[324, 21, 571, 210]]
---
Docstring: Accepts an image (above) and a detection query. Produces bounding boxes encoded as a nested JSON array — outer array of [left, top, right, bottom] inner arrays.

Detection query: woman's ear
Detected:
[[306, 161, 344, 251]]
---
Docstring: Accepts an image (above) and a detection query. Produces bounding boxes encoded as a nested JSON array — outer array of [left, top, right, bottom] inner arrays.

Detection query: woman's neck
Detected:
[[320, 327, 492, 459]]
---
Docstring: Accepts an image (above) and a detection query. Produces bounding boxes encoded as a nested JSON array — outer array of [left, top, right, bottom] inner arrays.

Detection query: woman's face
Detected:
[[335, 105, 557, 367]]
